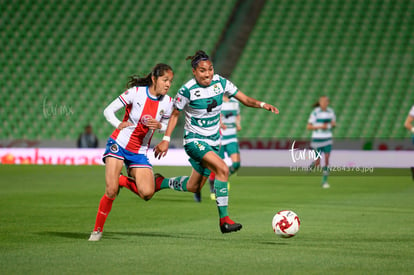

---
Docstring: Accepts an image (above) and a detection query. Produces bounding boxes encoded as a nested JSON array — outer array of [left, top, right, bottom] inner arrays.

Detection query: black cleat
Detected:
[[220, 222, 242, 233], [194, 192, 201, 203]]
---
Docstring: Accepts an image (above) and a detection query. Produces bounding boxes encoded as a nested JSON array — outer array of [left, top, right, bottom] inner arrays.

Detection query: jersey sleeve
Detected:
[[158, 97, 174, 133], [118, 87, 136, 106], [332, 110, 337, 123], [222, 77, 239, 98], [103, 97, 125, 128], [409, 105, 414, 117], [308, 110, 317, 124], [174, 86, 190, 111], [236, 102, 240, 115]]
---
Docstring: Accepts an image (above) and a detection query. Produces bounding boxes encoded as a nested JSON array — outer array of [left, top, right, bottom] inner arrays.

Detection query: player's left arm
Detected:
[[236, 114, 242, 131], [233, 91, 279, 114], [404, 115, 414, 133]]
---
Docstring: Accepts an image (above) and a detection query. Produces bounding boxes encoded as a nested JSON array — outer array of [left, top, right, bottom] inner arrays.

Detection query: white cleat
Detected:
[[322, 182, 330, 189], [88, 231, 102, 241]]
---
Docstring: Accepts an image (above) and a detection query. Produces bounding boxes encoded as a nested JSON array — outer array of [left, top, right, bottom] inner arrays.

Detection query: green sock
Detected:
[[161, 176, 189, 191], [322, 166, 329, 183], [214, 179, 229, 218], [229, 162, 240, 175]]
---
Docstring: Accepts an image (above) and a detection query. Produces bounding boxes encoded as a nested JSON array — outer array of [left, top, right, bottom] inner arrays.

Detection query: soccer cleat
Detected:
[[194, 192, 201, 203], [210, 193, 216, 200], [88, 231, 102, 241], [220, 222, 242, 233], [220, 216, 242, 233], [322, 182, 330, 189], [154, 173, 165, 192]]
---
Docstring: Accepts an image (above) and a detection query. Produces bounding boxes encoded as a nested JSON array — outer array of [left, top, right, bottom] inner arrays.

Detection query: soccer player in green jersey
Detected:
[[307, 96, 336, 188], [404, 104, 414, 179], [154, 50, 278, 233]]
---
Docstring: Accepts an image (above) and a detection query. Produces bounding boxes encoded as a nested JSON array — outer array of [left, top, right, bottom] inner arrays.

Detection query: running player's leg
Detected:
[[155, 141, 210, 193], [128, 167, 155, 201], [309, 147, 321, 170], [119, 153, 153, 198], [201, 151, 242, 233], [229, 153, 241, 175], [89, 157, 123, 241], [322, 149, 331, 187], [227, 142, 241, 175], [208, 172, 216, 200]]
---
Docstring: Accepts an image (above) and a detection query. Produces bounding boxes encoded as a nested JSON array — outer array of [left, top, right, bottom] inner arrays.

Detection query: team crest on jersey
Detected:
[[110, 143, 119, 153], [141, 114, 153, 126], [159, 109, 165, 117], [213, 84, 220, 94], [124, 90, 129, 95]]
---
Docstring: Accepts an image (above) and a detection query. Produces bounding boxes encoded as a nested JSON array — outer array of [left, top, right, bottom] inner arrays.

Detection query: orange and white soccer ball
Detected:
[[272, 210, 300, 238]]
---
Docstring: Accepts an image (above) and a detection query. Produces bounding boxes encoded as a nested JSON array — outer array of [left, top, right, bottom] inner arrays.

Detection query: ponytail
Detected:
[[126, 63, 173, 89]]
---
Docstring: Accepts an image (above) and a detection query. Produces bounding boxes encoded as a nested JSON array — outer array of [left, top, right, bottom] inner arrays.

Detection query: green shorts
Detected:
[[219, 142, 240, 159], [184, 140, 219, 177], [312, 144, 332, 154]]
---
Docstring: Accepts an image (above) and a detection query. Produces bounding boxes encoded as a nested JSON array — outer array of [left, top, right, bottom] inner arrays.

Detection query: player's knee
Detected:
[[215, 165, 229, 179], [232, 162, 240, 171], [105, 186, 118, 198], [140, 187, 154, 201]]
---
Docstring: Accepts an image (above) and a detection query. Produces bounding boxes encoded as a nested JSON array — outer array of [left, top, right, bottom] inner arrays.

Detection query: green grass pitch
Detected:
[[1, 165, 413, 274]]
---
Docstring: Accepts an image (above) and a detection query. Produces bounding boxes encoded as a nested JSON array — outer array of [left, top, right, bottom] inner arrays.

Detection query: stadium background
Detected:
[[1, 0, 413, 150]]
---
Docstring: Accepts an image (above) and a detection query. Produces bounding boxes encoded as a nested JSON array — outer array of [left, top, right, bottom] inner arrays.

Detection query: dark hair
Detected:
[[186, 50, 210, 69], [126, 63, 173, 88]]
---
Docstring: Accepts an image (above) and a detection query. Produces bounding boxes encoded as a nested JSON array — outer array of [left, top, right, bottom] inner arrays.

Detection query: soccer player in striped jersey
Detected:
[[89, 64, 174, 241], [403, 104, 414, 179], [207, 96, 242, 201], [153, 50, 278, 233], [307, 96, 336, 188]]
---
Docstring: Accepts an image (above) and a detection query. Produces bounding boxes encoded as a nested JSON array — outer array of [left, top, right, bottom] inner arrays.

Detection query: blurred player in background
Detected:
[[89, 63, 174, 241], [403, 104, 414, 179], [204, 95, 242, 201], [77, 124, 99, 148], [307, 95, 336, 189], [153, 50, 278, 233]]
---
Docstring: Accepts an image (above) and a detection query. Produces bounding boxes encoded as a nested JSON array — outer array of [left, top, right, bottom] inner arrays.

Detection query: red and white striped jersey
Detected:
[[104, 86, 173, 154]]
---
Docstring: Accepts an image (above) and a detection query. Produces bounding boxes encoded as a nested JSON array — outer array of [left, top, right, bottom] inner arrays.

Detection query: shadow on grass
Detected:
[[38, 230, 257, 243], [38, 231, 90, 239], [37, 231, 196, 240]]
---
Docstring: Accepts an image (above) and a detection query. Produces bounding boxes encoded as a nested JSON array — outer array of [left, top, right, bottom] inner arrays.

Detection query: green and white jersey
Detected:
[[221, 98, 240, 145], [174, 74, 239, 146], [308, 107, 336, 148]]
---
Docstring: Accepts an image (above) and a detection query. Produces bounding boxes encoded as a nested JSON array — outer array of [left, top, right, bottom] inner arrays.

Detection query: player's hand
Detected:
[[146, 118, 161, 130], [321, 123, 330, 130], [117, 121, 134, 130], [236, 124, 242, 131], [220, 123, 227, 130], [263, 103, 279, 114], [154, 141, 169, 159]]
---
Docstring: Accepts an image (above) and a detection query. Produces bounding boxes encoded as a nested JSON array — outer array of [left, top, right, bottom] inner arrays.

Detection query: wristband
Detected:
[[162, 136, 171, 142], [260, 102, 266, 108]]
